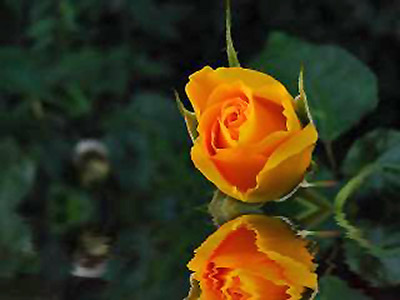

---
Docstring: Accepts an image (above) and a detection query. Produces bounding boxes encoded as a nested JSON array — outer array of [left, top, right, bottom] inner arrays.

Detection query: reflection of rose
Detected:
[[187, 215, 317, 300], [186, 67, 318, 203]]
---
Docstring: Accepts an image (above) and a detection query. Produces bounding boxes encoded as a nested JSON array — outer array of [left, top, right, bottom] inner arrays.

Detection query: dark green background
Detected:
[[0, 0, 399, 299]]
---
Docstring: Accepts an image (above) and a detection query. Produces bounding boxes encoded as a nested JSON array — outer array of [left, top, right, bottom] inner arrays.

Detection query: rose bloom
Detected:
[[186, 67, 318, 203], [187, 215, 317, 300]]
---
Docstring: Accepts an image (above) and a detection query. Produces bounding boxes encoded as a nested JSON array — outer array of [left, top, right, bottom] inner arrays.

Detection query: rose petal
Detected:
[[243, 216, 318, 296], [238, 271, 289, 300], [214, 68, 292, 101], [239, 95, 287, 144], [243, 215, 314, 268], [188, 214, 239, 275], [212, 148, 267, 192], [191, 131, 293, 201], [197, 103, 223, 154], [246, 131, 291, 157], [264, 123, 318, 171], [206, 81, 250, 108], [186, 66, 220, 118], [218, 120, 237, 148], [191, 137, 238, 198], [213, 67, 300, 133], [244, 146, 314, 202], [186, 67, 295, 120], [221, 274, 251, 300], [281, 96, 301, 132], [211, 227, 287, 285], [241, 124, 317, 202]]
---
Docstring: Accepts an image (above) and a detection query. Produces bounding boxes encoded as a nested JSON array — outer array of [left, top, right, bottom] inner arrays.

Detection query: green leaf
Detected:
[[342, 129, 400, 225], [251, 32, 378, 141], [315, 276, 372, 300], [343, 129, 400, 177]]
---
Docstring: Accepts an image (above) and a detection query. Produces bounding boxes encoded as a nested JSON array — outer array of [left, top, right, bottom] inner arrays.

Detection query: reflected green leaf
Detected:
[[315, 276, 372, 300], [345, 227, 400, 287]]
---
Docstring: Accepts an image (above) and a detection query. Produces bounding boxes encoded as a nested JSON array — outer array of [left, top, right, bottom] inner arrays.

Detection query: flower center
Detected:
[[210, 97, 249, 152], [221, 98, 249, 141], [225, 276, 251, 300], [204, 263, 230, 291], [204, 263, 251, 300]]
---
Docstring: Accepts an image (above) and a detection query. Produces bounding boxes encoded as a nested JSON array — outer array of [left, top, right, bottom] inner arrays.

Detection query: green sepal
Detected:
[[208, 190, 263, 226], [225, 0, 240, 67], [295, 66, 314, 126], [174, 90, 198, 142]]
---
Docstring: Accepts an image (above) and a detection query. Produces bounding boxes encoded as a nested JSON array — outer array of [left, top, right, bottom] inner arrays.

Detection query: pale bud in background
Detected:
[[73, 139, 110, 187]]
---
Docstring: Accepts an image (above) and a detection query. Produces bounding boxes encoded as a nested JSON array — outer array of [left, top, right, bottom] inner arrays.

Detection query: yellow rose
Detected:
[[186, 66, 318, 203], [187, 215, 317, 300]]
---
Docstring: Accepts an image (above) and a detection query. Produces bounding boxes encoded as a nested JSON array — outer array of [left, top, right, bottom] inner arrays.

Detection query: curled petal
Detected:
[[244, 124, 318, 202], [239, 96, 287, 144], [186, 66, 220, 118], [212, 148, 267, 192]]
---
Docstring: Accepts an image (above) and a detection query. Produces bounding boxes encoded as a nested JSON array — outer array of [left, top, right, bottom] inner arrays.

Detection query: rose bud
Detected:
[[185, 67, 318, 203]]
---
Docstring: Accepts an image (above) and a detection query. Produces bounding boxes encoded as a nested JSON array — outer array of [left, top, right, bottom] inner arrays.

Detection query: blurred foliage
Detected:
[[0, 0, 211, 299], [0, 0, 399, 299], [0, 139, 37, 278]]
